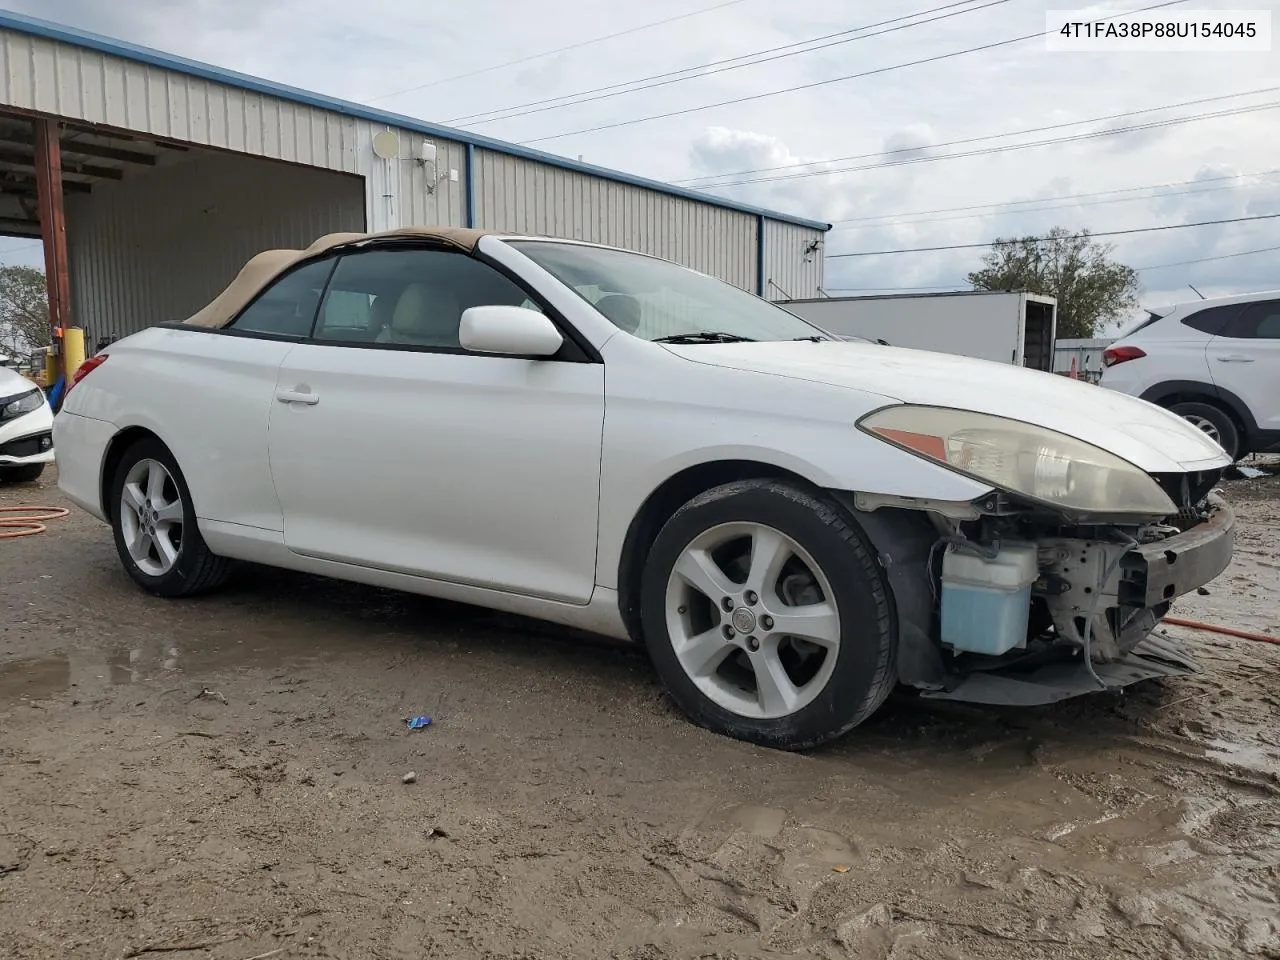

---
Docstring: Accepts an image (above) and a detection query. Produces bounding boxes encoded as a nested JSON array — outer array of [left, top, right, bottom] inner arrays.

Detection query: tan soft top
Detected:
[[184, 226, 498, 328]]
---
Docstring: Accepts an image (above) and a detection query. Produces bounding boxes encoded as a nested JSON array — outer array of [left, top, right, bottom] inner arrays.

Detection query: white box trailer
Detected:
[[780, 290, 1058, 371]]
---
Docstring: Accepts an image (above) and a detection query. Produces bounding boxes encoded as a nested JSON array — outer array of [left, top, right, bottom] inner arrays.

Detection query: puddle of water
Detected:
[[0, 655, 72, 702], [718, 804, 787, 839], [1205, 737, 1280, 777], [0, 628, 349, 704]]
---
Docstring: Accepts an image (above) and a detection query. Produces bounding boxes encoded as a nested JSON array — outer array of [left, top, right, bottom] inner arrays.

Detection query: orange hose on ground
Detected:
[[1163, 616, 1279, 645], [0, 505, 69, 539]]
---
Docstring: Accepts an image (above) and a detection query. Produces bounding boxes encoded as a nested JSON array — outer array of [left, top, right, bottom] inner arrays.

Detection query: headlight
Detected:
[[0, 388, 45, 423], [859, 405, 1176, 516]]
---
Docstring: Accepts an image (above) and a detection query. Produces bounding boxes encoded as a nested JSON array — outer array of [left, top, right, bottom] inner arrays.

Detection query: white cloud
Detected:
[[881, 124, 937, 160]]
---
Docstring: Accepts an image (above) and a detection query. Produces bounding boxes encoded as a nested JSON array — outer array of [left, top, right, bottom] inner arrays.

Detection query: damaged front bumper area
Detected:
[[886, 492, 1236, 707]]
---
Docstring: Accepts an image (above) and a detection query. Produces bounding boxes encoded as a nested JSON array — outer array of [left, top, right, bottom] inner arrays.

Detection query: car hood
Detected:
[[665, 341, 1231, 474], [0, 366, 40, 399]]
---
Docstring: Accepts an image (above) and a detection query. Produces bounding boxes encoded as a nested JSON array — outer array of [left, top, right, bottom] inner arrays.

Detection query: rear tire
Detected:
[[1169, 401, 1241, 460], [108, 436, 232, 597], [640, 479, 897, 751], [0, 463, 46, 484]]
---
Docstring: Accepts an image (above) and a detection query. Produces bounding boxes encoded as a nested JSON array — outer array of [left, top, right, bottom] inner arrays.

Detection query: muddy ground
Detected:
[[2, 466, 1278, 960]]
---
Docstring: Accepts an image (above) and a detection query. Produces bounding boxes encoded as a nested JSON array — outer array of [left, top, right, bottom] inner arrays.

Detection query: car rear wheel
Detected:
[[0, 463, 45, 484], [640, 479, 896, 751], [108, 437, 232, 597], [1169, 401, 1241, 460]]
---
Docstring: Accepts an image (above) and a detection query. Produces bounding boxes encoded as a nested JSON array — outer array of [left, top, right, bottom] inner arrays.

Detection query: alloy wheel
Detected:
[[119, 458, 185, 577], [664, 521, 841, 720]]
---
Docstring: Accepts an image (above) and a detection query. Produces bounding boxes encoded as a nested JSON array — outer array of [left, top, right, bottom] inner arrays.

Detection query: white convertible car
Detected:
[[55, 228, 1235, 749]]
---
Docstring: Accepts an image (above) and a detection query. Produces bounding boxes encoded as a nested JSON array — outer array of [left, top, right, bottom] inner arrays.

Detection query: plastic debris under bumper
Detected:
[[921, 632, 1200, 707]]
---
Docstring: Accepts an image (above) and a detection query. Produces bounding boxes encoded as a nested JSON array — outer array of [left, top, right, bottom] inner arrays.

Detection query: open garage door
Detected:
[[0, 111, 366, 353]]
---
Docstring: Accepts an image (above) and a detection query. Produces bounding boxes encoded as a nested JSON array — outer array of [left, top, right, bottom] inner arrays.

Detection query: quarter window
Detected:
[[313, 247, 543, 348], [1223, 299, 1280, 339], [1179, 303, 1241, 335], [227, 258, 335, 337]]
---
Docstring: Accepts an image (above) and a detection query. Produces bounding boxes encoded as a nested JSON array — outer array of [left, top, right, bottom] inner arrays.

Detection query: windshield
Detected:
[[506, 240, 830, 343]]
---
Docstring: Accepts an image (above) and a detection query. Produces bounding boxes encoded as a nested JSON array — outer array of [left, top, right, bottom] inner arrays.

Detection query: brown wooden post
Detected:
[[33, 118, 72, 343]]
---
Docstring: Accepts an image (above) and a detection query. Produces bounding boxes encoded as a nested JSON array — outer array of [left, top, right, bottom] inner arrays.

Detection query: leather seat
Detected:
[[368, 292, 397, 338], [377, 284, 463, 347]]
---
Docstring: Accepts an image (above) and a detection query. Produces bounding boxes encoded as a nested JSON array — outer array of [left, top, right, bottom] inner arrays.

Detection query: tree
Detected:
[[0, 264, 50, 358], [966, 227, 1140, 339]]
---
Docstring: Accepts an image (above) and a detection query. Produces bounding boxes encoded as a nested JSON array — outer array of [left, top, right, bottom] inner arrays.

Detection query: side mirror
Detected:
[[459, 306, 564, 357]]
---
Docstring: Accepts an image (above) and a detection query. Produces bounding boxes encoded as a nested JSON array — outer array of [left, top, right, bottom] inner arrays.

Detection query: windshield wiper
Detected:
[[790, 335, 830, 342], [653, 331, 757, 344]]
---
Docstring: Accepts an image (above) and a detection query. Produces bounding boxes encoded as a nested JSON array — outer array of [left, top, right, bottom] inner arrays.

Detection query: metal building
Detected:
[[1053, 337, 1115, 383], [0, 10, 830, 348]]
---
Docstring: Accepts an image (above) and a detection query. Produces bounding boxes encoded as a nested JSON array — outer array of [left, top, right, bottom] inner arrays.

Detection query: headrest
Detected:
[[389, 284, 462, 344], [594, 294, 643, 334]]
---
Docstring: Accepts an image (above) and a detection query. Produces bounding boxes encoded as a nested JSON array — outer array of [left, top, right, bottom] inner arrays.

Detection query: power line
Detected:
[[823, 238, 1280, 291], [704, 100, 1280, 187], [831, 170, 1280, 231], [1135, 243, 1280, 272], [368, 0, 751, 102], [824, 238, 1280, 295], [826, 212, 1280, 258], [0, 239, 41, 256], [448, 0, 1010, 126], [682, 86, 1278, 186], [520, 0, 1191, 144], [829, 169, 1280, 225]]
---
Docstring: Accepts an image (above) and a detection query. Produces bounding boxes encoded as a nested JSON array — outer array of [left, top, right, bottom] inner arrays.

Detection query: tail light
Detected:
[[1102, 345, 1145, 367], [66, 353, 108, 394]]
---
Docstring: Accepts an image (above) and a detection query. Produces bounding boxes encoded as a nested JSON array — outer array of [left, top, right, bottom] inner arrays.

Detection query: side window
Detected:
[[1180, 303, 1241, 335], [313, 247, 543, 348], [228, 258, 334, 337], [1223, 299, 1280, 339]]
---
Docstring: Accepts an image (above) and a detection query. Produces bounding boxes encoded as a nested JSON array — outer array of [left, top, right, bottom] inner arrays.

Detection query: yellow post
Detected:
[[62, 327, 86, 385], [43, 347, 57, 388]]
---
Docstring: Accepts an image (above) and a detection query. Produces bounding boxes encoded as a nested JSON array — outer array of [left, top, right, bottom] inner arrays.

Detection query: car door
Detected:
[[266, 243, 606, 604], [1207, 297, 1280, 436], [151, 255, 336, 531]]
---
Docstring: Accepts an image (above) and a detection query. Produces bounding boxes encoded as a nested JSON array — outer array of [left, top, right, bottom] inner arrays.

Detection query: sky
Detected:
[[1, 0, 1277, 332]]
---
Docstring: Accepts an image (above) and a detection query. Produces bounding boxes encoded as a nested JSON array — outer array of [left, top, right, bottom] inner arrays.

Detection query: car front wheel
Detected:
[[109, 437, 232, 597], [640, 479, 897, 751]]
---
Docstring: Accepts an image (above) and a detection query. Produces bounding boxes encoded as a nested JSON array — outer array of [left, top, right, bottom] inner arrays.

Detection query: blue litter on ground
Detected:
[[406, 716, 432, 730]]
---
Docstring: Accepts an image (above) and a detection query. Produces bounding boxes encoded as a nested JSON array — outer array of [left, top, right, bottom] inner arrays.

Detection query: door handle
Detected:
[[276, 388, 319, 405], [1213, 355, 1255, 363]]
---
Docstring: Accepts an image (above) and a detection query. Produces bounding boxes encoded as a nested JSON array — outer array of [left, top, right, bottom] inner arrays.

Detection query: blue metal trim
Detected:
[[464, 143, 476, 229], [0, 10, 832, 233], [756, 215, 766, 296]]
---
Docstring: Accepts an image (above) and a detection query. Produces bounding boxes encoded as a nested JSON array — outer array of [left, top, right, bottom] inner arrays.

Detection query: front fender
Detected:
[[594, 379, 991, 592]]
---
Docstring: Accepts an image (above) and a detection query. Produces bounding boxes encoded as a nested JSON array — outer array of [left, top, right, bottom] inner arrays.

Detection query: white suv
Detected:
[[1100, 290, 1280, 461]]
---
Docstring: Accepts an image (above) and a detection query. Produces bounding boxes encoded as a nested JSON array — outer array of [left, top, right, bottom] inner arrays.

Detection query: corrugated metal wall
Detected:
[[1, 23, 829, 312], [762, 220, 825, 301], [65, 149, 365, 343], [0, 28, 359, 171], [354, 120, 466, 231], [473, 149, 758, 292]]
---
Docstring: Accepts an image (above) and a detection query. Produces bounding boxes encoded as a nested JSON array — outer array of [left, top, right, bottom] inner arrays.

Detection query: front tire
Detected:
[[640, 479, 897, 751], [0, 463, 46, 484], [108, 436, 231, 597], [1169, 401, 1241, 460]]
